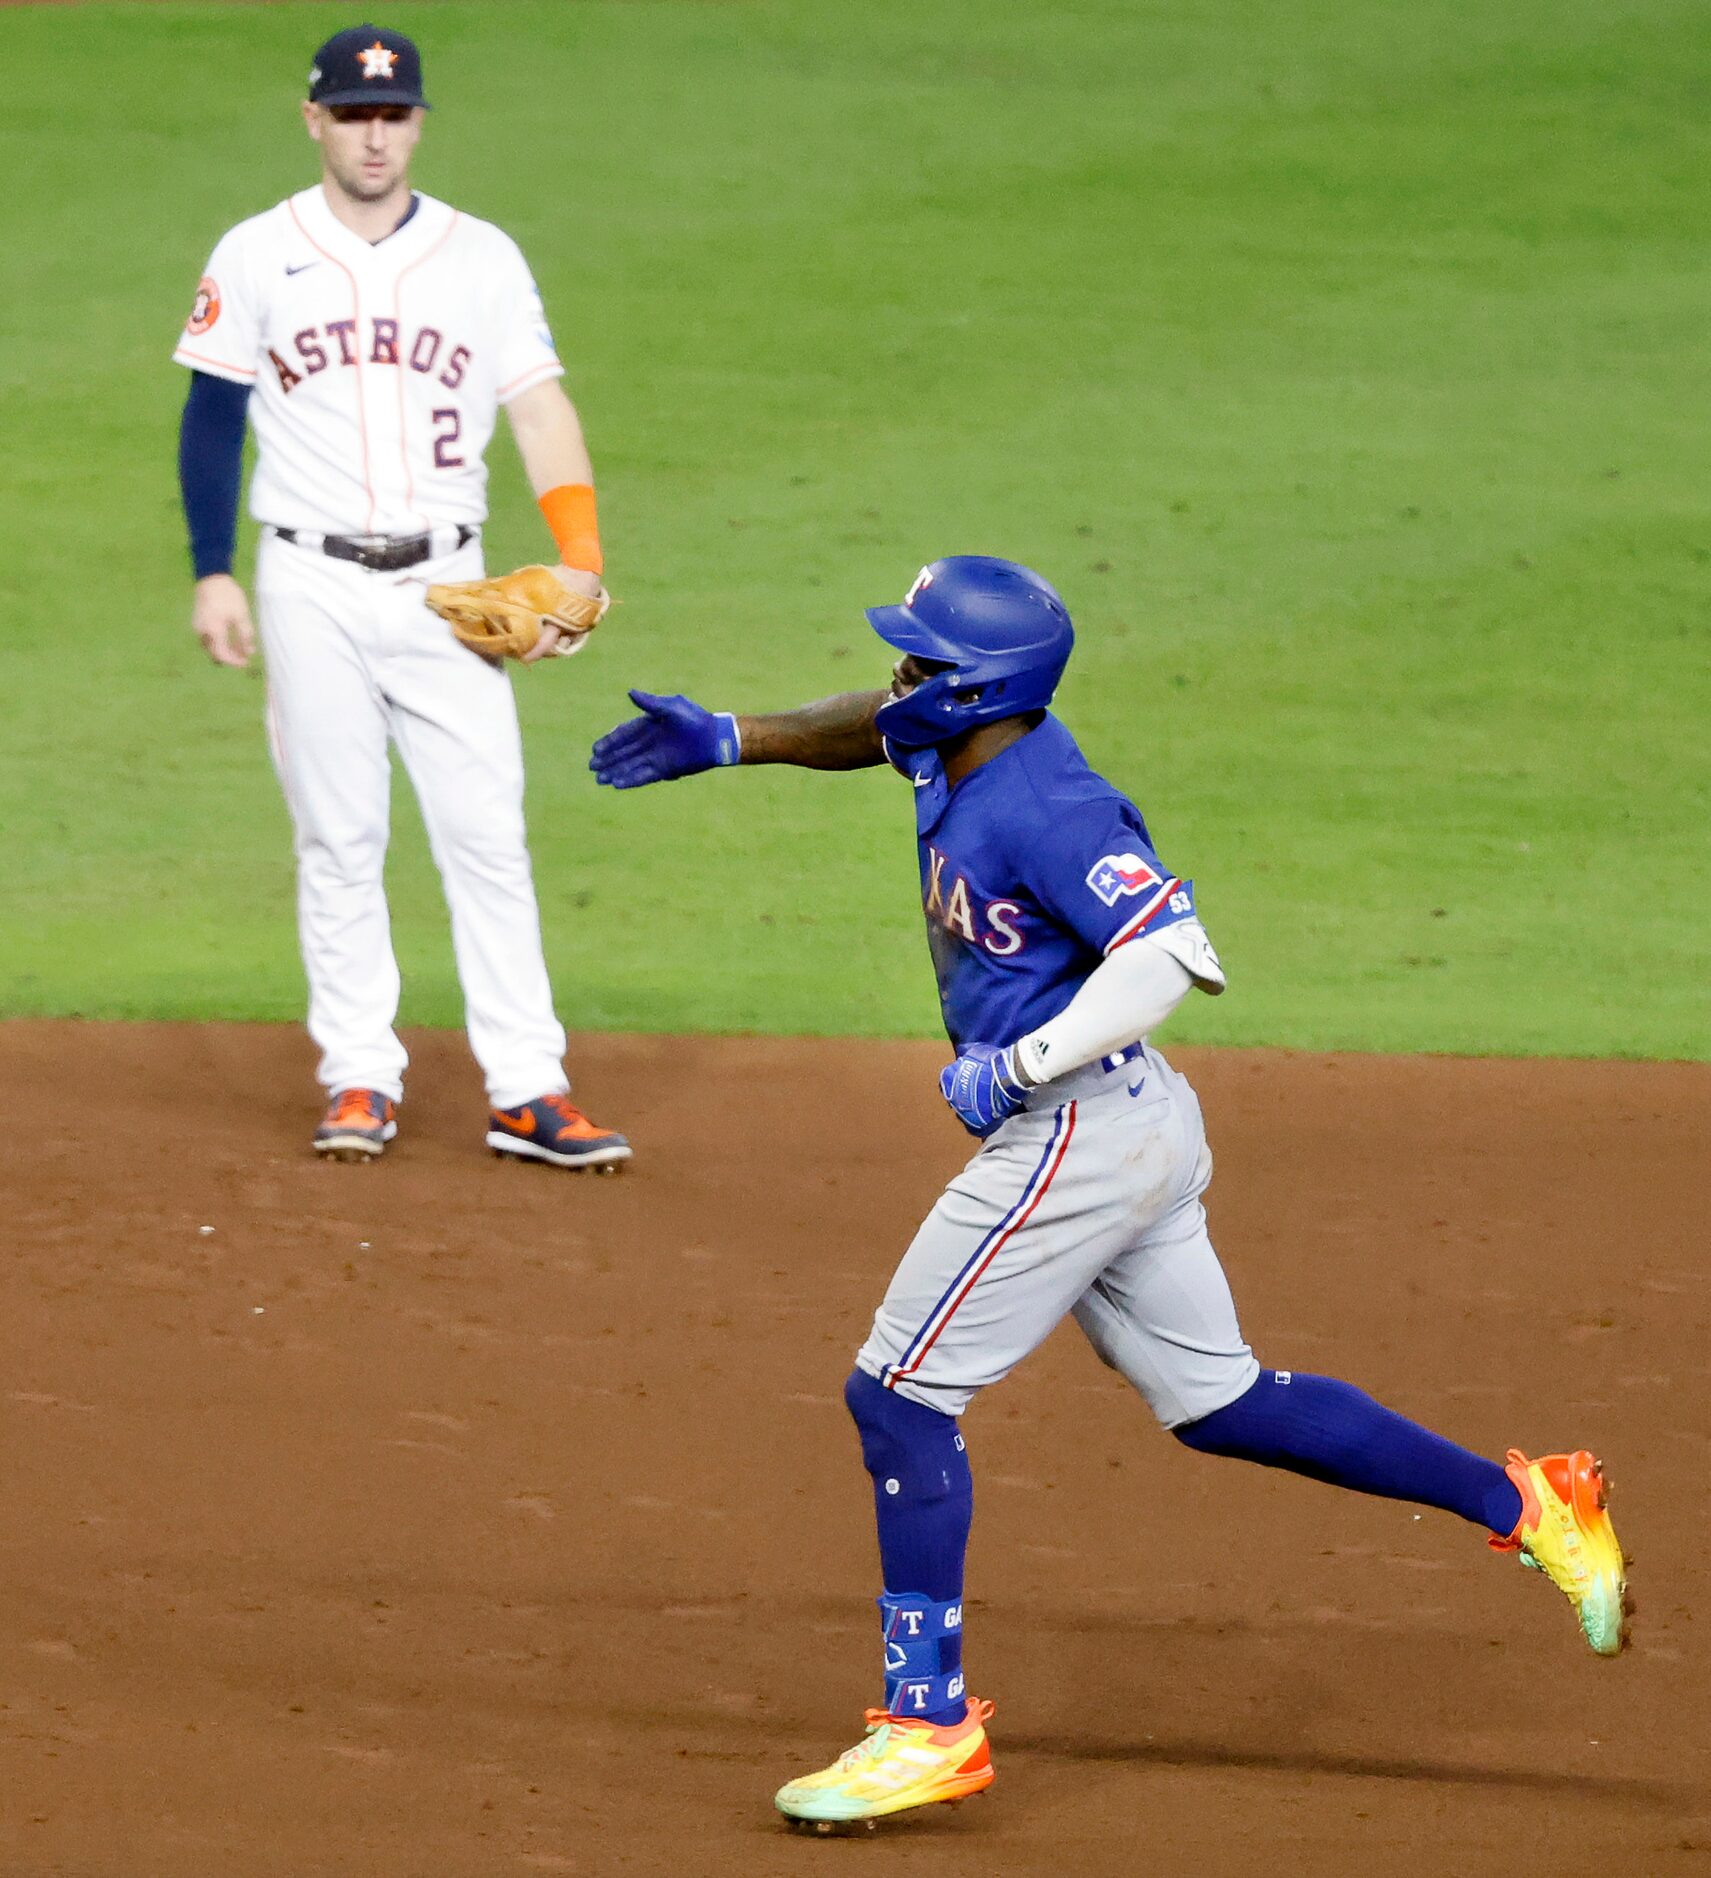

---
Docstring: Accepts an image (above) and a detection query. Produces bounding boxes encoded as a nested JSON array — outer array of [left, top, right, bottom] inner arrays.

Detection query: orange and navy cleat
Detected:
[[774, 1698, 995, 1831], [486, 1093, 632, 1172], [1490, 1448, 1630, 1656], [312, 1087, 397, 1161]]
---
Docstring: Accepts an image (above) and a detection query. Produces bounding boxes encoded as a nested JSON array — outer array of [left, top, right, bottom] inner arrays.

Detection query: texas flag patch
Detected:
[[1085, 852, 1163, 907]]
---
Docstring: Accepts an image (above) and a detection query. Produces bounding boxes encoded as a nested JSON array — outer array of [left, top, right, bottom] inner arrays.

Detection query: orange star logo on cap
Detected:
[[359, 40, 398, 80]]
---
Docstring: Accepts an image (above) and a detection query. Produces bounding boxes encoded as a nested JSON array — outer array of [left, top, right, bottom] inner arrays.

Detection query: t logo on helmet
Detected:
[[867, 555, 1075, 752]]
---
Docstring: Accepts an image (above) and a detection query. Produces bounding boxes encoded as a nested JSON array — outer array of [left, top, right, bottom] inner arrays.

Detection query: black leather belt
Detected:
[[273, 524, 477, 572]]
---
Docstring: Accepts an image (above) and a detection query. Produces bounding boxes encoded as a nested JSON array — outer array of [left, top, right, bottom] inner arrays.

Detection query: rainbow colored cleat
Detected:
[[775, 1698, 995, 1831], [1490, 1449, 1630, 1657]]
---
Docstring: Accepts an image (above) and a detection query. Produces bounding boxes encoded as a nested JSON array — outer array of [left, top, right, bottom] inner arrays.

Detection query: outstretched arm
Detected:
[[591, 688, 887, 789], [735, 690, 888, 769]]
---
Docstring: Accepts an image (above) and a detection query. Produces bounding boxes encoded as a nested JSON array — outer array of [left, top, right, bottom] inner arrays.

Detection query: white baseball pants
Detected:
[[256, 533, 570, 1110]]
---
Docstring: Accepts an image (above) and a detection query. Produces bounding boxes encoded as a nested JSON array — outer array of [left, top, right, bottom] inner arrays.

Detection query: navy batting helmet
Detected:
[[869, 557, 1074, 751]]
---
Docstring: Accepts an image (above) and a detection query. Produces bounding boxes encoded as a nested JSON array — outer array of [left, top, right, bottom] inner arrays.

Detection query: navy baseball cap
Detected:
[[308, 24, 429, 109]]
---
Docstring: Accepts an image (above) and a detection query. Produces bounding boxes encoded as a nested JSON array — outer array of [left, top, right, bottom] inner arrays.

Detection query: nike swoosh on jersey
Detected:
[[913, 774, 932, 788], [285, 261, 319, 276]]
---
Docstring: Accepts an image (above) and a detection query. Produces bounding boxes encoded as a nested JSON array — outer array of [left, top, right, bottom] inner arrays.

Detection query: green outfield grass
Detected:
[[0, 0, 1705, 1056]]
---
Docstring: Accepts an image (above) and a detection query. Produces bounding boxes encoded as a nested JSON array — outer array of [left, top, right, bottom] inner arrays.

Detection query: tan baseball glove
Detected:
[[425, 564, 611, 661]]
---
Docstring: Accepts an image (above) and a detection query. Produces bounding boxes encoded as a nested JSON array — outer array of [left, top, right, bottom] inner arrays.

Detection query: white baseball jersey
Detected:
[[173, 187, 562, 536]]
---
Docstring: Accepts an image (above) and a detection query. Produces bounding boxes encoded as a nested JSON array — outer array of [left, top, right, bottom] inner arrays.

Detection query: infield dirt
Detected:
[[3, 1021, 1707, 1875]]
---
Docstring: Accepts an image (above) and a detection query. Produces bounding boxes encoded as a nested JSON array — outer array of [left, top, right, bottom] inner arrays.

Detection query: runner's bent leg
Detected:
[[1174, 1374, 1523, 1533], [852, 1079, 1225, 1722], [1076, 1055, 1524, 1535]]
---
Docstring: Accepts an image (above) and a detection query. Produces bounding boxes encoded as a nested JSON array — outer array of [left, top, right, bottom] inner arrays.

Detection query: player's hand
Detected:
[[524, 564, 603, 664], [939, 1044, 1028, 1137], [191, 574, 256, 669], [589, 689, 742, 788]]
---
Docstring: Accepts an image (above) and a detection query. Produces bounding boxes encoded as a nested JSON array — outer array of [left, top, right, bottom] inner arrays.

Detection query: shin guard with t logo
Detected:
[[879, 1591, 965, 1720]]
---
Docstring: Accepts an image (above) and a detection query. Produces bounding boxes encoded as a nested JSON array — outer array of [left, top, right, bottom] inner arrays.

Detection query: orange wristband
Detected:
[[538, 482, 602, 576]]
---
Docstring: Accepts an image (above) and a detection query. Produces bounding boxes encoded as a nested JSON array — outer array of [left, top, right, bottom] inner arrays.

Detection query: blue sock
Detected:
[[1175, 1369, 1523, 1535], [845, 1368, 971, 1724]]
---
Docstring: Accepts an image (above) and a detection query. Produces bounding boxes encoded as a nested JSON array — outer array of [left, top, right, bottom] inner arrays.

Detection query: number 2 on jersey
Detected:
[[431, 407, 464, 468]]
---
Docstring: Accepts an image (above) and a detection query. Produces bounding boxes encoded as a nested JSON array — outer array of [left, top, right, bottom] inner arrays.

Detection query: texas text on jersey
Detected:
[[883, 714, 1212, 1049]]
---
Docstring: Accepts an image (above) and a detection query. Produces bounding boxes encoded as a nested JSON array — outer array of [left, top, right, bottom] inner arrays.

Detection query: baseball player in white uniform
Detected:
[[174, 23, 629, 1170]]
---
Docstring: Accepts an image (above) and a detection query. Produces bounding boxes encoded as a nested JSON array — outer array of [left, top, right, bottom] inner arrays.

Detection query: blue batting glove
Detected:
[[939, 1043, 1028, 1137], [589, 689, 741, 789]]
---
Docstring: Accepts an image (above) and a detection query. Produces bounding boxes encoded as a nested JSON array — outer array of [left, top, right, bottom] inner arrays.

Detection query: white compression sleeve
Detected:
[[1012, 936, 1196, 1088]]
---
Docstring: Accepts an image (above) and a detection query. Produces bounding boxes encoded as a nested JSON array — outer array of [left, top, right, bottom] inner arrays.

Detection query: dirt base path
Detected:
[[2, 1021, 1706, 1875]]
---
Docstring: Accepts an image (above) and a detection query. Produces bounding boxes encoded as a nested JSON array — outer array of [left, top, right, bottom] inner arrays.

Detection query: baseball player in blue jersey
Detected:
[[590, 557, 1629, 1831]]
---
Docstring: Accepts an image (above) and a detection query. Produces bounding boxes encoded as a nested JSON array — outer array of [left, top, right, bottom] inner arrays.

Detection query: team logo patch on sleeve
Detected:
[[186, 277, 221, 336], [1086, 852, 1162, 907]]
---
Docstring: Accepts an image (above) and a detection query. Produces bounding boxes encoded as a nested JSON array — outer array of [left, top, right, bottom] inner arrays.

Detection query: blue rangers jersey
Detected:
[[885, 714, 1212, 1050]]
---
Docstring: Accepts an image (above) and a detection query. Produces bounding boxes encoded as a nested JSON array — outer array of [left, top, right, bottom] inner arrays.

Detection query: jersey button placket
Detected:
[[331, 241, 377, 537]]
